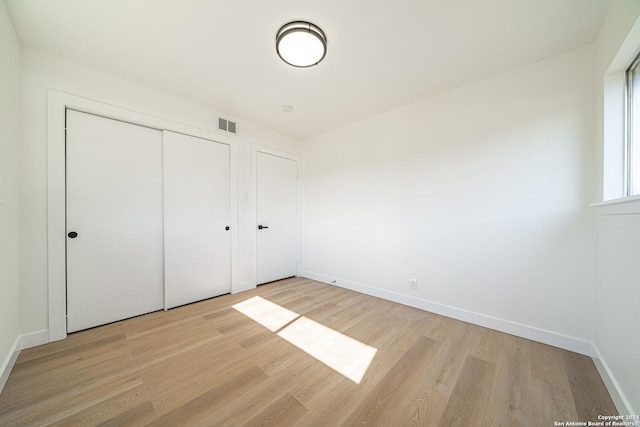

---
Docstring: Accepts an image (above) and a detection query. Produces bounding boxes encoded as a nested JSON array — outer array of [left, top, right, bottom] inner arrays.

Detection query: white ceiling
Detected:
[[6, 0, 610, 140]]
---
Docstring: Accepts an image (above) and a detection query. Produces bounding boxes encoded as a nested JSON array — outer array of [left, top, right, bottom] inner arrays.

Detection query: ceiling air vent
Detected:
[[217, 117, 238, 135]]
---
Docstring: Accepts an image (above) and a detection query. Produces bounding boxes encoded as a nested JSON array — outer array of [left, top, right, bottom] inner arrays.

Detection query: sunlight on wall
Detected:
[[232, 296, 377, 384]]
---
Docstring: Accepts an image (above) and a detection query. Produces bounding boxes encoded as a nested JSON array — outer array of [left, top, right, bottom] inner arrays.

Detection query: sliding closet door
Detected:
[[163, 131, 231, 308], [66, 110, 164, 332]]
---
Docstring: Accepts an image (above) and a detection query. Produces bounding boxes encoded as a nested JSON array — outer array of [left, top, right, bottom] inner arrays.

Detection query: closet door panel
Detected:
[[66, 110, 164, 332], [163, 131, 231, 308]]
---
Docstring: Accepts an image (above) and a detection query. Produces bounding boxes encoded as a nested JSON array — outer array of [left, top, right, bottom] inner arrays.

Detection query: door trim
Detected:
[[250, 145, 303, 288], [47, 90, 239, 342]]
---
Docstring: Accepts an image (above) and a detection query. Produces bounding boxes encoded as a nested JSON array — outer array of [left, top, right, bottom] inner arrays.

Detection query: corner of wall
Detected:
[[0, 336, 21, 394], [0, 0, 23, 397], [592, 344, 636, 415], [0, 330, 49, 394]]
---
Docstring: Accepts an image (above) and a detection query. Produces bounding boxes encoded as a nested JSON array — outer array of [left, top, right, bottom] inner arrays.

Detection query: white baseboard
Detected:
[[300, 270, 594, 356], [21, 330, 49, 350], [592, 345, 636, 415], [1, 329, 50, 395], [0, 336, 21, 394]]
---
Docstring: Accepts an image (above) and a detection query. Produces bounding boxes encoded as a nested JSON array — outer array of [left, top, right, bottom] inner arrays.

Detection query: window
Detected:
[[595, 16, 640, 212], [626, 51, 640, 196]]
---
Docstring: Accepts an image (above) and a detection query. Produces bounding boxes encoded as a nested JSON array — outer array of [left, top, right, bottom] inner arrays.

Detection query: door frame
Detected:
[[47, 90, 239, 342], [250, 145, 303, 287]]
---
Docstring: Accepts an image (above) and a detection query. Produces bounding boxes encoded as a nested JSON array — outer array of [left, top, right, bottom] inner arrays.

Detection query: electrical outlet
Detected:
[[409, 279, 417, 290]]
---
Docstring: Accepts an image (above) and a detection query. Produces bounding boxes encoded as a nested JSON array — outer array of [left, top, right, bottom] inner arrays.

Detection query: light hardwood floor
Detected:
[[0, 277, 617, 426]]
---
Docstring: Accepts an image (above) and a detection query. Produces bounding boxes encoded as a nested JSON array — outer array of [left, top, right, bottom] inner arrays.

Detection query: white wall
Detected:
[[0, 0, 22, 390], [20, 48, 301, 337], [593, 0, 640, 415], [302, 46, 596, 351]]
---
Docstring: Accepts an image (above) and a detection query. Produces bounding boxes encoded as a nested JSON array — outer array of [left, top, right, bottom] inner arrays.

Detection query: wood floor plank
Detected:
[[54, 393, 156, 427], [424, 320, 483, 399], [0, 277, 618, 426], [290, 363, 346, 409], [241, 394, 307, 427], [1, 374, 145, 426], [140, 345, 251, 415], [150, 366, 269, 426], [93, 401, 156, 427], [373, 326, 473, 426], [0, 340, 134, 414], [562, 350, 618, 421], [437, 355, 497, 426], [127, 316, 224, 360], [343, 336, 441, 427], [470, 327, 507, 364], [212, 354, 321, 426], [530, 342, 572, 390], [485, 336, 534, 427], [532, 377, 579, 424]]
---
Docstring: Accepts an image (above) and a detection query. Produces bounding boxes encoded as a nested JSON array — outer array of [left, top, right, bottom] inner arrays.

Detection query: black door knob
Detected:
[[225, 226, 230, 231], [258, 225, 269, 230], [67, 231, 78, 238]]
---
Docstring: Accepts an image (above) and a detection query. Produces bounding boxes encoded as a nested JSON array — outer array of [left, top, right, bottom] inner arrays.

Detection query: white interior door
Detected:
[[163, 131, 231, 309], [256, 152, 298, 285], [66, 110, 164, 333]]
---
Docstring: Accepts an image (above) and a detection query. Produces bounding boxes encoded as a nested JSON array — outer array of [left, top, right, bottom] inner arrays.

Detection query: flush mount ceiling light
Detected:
[[276, 21, 327, 67]]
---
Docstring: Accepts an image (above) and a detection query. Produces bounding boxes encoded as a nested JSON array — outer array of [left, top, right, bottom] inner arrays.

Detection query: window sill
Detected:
[[590, 195, 640, 215]]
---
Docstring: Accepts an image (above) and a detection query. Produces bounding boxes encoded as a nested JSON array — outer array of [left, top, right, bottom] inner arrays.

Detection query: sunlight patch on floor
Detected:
[[232, 296, 299, 332], [277, 316, 377, 384], [233, 296, 377, 384]]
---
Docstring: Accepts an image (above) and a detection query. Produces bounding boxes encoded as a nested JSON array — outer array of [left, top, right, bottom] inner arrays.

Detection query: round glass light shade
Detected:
[[276, 21, 327, 67]]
